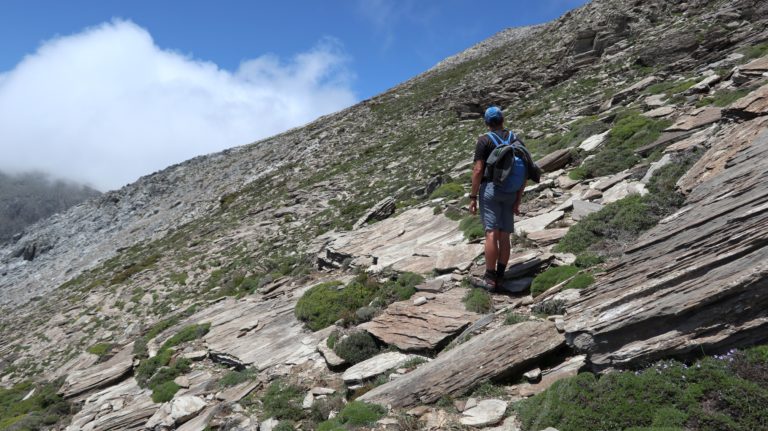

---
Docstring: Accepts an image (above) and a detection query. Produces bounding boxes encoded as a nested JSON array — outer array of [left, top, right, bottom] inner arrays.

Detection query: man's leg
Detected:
[[485, 229, 500, 273], [496, 231, 511, 282]]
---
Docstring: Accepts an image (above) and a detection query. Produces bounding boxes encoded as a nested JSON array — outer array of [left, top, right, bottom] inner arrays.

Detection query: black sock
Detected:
[[484, 269, 497, 280], [496, 263, 507, 279]]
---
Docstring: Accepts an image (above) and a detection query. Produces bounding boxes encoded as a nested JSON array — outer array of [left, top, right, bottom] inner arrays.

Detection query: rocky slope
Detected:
[[1, 0, 768, 430]]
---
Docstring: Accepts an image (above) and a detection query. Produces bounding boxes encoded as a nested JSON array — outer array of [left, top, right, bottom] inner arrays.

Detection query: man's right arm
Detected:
[[469, 160, 484, 215]]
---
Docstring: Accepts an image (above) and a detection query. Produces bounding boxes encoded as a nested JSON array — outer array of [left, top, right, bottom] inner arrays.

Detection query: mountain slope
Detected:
[[1, 0, 768, 430]]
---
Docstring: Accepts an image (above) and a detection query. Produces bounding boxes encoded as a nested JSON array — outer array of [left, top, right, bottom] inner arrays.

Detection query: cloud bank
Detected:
[[0, 20, 356, 190]]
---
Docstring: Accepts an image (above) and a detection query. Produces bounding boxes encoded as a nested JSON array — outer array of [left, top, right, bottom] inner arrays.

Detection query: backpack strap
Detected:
[[488, 131, 516, 147]]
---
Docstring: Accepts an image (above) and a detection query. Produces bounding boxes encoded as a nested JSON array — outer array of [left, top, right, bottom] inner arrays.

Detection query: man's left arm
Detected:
[[513, 176, 526, 216]]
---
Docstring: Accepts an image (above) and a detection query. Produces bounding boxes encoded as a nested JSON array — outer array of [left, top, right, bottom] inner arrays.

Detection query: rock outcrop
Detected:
[[564, 103, 768, 369], [360, 321, 564, 408]]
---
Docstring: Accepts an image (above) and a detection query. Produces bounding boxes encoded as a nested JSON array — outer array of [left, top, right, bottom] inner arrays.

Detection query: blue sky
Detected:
[[0, 0, 587, 99], [0, 1, 588, 190]]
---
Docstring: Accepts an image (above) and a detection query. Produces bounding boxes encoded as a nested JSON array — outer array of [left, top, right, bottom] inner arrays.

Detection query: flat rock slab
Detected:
[[642, 106, 676, 118], [360, 288, 481, 351], [527, 228, 569, 245], [635, 130, 695, 156], [498, 277, 533, 294], [739, 55, 768, 74], [359, 321, 564, 408], [504, 251, 553, 279], [65, 378, 157, 431], [572, 200, 603, 221], [601, 181, 647, 204], [515, 211, 564, 236], [60, 343, 134, 399], [460, 399, 508, 426], [564, 117, 768, 369], [320, 207, 482, 274], [591, 170, 633, 192], [726, 83, 768, 117], [342, 351, 420, 383], [578, 131, 609, 152], [146, 395, 207, 429], [153, 295, 320, 371], [536, 148, 573, 173], [666, 107, 722, 132]]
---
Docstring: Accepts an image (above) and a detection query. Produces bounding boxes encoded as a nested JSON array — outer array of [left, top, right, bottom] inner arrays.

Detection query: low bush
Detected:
[[151, 381, 180, 403], [645, 79, 697, 96], [565, 272, 595, 290], [557, 149, 702, 257], [574, 253, 604, 268], [504, 312, 528, 325], [333, 331, 381, 365], [430, 182, 465, 200], [86, 342, 113, 358], [262, 381, 304, 421], [295, 273, 424, 331], [337, 401, 386, 426], [219, 368, 258, 388], [463, 288, 493, 313], [310, 395, 345, 422], [695, 88, 751, 108], [0, 380, 69, 430], [459, 216, 485, 241], [531, 266, 579, 297], [515, 346, 768, 431]]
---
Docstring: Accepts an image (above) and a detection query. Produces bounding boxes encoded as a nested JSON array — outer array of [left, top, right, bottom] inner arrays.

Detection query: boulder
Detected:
[[578, 130, 609, 152], [572, 200, 603, 221], [738, 55, 768, 77], [527, 228, 569, 245], [503, 251, 554, 279], [564, 117, 768, 369], [515, 211, 564, 235], [353, 196, 396, 230], [317, 339, 346, 368], [360, 288, 480, 351], [666, 107, 722, 132], [342, 352, 421, 383], [359, 321, 564, 408], [536, 149, 573, 173], [460, 399, 508, 426], [601, 181, 647, 204], [145, 395, 207, 429], [59, 343, 134, 399], [725, 83, 768, 119], [641, 154, 673, 184], [613, 76, 658, 102], [591, 170, 633, 191], [686, 74, 721, 94]]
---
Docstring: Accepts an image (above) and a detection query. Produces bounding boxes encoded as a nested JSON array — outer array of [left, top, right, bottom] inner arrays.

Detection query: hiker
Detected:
[[469, 106, 538, 290]]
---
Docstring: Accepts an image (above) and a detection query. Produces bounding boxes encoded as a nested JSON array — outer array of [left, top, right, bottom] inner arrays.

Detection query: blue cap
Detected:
[[484, 106, 503, 124]]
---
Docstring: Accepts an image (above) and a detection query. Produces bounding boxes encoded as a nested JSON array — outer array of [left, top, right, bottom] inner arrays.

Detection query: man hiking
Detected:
[[469, 106, 537, 291]]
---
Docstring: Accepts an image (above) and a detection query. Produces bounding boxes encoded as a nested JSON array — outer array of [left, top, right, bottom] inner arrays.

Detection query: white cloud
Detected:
[[0, 20, 356, 191]]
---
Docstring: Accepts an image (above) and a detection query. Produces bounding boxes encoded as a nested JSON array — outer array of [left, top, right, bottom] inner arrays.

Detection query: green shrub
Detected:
[[317, 419, 346, 431], [738, 42, 768, 60], [333, 331, 380, 365], [150, 381, 180, 403], [337, 401, 386, 426], [161, 323, 210, 351], [459, 216, 485, 241], [273, 421, 295, 431], [531, 266, 579, 297], [472, 381, 507, 398], [0, 380, 69, 430], [262, 381, 304, 421], [515, 350, 768, 431], [574, 253, 604, 268], [86, 342, 113, 358], [430, 182, 465, 200], [565, 273, 594, 290], [401, 357, 428, 369], [645, 79, 696, 96], [310, 395, 345, 422], [557, 149, 702, 257], [575, 114, 672, 179], [296, 273, 424, 331], [326, 329, 340, 349], [168, 272, 188, 286], [504, 312, 528, 325], [695, 88, 750, 108], [295, 281, 365, 331], [219, 368, 258, 388], [463, 288, 493, 313]]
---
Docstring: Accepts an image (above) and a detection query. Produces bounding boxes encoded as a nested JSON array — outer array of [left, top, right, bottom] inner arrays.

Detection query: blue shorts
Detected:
[[479, 182, 516, 233]]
